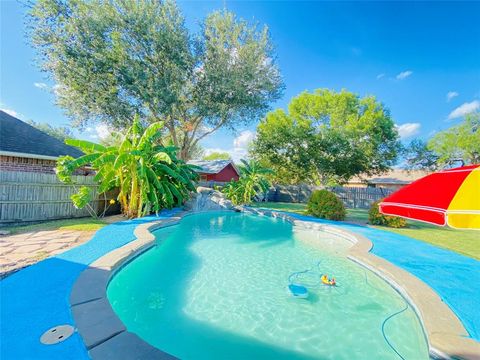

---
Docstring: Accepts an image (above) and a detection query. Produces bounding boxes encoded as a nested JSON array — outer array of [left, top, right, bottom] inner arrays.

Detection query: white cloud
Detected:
[[376, 73, 385, 80], [396, 70, 413, 80], [446, 91, 459, 102], [231, 130, 256, 161], [447, 100, 479, 120], [395, 123, 421, 139], [34, 82, 48, 90], [33, 82, 63, 96], [233, 130, 255, 149], [95, 124, 111, 140], [84, 124, 111, 140], [204, 130, 256, 162], [0, 107, 20, 118]]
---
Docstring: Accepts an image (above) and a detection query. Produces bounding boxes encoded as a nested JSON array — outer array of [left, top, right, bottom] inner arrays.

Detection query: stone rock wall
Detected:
[[184, 187, 234, 212]]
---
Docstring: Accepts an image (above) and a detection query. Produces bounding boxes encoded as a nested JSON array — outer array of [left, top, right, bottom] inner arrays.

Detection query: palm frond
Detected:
[[66, 139, 107, 153]]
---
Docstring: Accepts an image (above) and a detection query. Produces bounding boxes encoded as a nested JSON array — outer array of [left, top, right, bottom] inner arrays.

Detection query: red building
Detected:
[[188, 160, 240, 182]]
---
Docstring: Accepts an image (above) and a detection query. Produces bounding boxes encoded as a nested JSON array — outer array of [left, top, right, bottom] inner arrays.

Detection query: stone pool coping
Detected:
[[70, 209, 480, 360]]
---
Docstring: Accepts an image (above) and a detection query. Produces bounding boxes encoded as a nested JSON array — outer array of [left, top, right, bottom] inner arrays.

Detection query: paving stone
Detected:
[[4, 253, 38, 262], [0, 229, 97, 278], [11, 244, 43, 253], [40, 243, 68, 253], [2, 234, 32, 240], [49, 236, 79, 243], [12, 240, 48, 246], [0, 248, 14, 256], [70, 267, 111, 306], [31, 230, 59, 238], [72, 298, 126, 349], [89, 331, 178, 360], [0, 257, 15, 267], [55, 230, 78, 235]]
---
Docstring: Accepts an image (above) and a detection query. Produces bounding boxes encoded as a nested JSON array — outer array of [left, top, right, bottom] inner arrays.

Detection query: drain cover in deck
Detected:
[[40, 325, 75, 345]]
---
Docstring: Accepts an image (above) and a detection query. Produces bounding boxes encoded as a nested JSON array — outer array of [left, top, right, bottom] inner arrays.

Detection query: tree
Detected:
[[250, 89, 401, 185], [203, 152, 231, 160], [27, 120, 74, 141], [28, 0, 283, 160], [403, 139, 440, 171], [56, 117, 198, 218], [428, 112, 480, 167], [163, 132, 205, 160]]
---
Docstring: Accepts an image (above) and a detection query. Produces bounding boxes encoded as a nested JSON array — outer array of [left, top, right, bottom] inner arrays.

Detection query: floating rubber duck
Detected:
[[321, 274, 336, 286]]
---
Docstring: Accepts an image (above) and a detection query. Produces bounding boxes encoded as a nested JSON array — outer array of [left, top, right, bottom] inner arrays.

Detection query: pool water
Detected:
[[107, 212, 429, 359]]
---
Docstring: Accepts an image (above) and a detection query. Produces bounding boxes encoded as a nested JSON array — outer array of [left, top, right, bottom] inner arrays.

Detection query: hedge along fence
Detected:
[[0, 171, 119, 225], [266, 185, 394, 209]]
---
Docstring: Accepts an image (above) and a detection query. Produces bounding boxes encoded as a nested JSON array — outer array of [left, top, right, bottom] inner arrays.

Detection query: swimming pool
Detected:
[[107, 211, 429, 359]]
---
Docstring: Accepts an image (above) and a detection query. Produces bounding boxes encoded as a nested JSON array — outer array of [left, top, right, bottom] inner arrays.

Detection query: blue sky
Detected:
[[1, 1, 479, 161]]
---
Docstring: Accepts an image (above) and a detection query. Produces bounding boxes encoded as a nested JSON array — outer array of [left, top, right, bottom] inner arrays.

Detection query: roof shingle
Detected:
[[187, 160, 236, 174], [0, 110, 83, 159]]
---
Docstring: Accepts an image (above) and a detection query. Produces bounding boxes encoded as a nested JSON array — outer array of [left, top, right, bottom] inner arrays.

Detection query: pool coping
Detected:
[[70, 209, 480, 360]]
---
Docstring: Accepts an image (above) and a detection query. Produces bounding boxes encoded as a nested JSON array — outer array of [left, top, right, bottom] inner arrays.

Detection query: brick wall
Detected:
[[0, 155, 92, 175]]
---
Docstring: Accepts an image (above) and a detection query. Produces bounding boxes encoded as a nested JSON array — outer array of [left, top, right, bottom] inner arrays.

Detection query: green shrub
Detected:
[[368, 200, 407, 228], [306, 190, 346, 220]]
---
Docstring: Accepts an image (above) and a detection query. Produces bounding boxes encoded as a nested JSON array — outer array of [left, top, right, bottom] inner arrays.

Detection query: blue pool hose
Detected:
[[381, 302, 409, 360], [364, 270, 408, 360], [288, 263, 409, 360]]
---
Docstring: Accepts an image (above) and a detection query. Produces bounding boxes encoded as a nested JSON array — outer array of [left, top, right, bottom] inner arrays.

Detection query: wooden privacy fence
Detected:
[[0, 171, 119, 225], [266, 185, 394, 209], [328, 186, 394, 209], [266, 184, 321, 203]]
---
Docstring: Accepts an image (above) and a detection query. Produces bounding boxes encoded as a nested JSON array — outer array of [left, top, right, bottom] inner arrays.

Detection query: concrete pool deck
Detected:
[[1, 208, 479, 359]]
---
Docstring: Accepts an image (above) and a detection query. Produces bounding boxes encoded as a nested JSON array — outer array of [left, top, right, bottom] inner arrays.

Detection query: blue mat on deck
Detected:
[[0, 209, 180, 360]]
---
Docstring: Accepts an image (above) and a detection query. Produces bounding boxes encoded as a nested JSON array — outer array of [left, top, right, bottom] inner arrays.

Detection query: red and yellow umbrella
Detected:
[[379, 164, 480, 229]]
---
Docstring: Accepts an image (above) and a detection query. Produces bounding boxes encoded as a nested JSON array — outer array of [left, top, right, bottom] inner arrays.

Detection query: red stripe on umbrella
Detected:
[[379, 165, 479, 226]]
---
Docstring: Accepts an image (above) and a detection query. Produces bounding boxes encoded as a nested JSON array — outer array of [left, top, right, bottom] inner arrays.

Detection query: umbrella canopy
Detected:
[[379, 164, 480, 229]]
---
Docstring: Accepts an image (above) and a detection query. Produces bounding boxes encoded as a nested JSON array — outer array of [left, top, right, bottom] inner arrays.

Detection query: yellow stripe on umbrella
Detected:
[[447, 167, 480, 229]]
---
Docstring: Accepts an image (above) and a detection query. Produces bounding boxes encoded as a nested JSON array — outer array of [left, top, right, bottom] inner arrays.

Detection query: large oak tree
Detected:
[[29, 0, 283, 160], [250, 89, 401, 185]]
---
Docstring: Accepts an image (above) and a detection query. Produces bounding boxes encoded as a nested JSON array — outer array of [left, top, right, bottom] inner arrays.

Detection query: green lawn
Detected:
[[251, 202, 480, 260], [2, 218, 108, 235]]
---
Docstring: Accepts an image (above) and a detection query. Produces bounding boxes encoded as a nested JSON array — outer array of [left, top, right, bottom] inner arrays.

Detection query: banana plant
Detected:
[[222, 160, 272, 205], [56, 116, 198, 218]]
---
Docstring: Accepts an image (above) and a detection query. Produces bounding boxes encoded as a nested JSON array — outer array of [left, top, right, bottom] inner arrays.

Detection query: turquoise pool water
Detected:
[[108, 212, 429, 359]]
